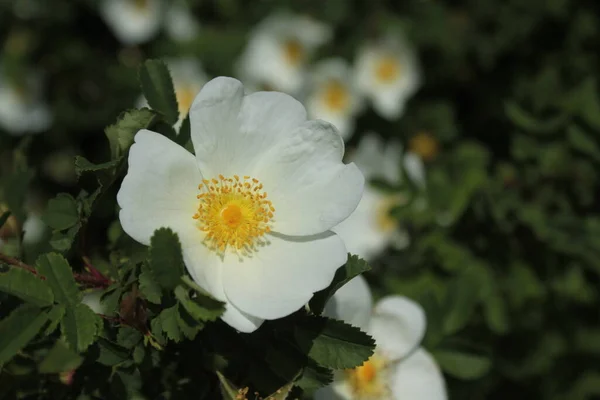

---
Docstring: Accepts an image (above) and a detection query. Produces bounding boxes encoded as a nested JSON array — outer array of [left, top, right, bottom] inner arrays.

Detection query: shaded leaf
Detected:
[[138, 264, 161, 304], [60, 303, 103, 352], [38, 340, 83, 373], [178, 276, 225, 321], [294, 316, 375, 369], [0, 304, 48, 365], [42, 193, 79, 231], [149, 228, 184, 290], [45, 305, 66, 335], [35, 253, 80, 305], [139, 60, 179, 125], [434, 349, 491, 380], [105, 108, 156, 159], [0, 268, 54, 307]]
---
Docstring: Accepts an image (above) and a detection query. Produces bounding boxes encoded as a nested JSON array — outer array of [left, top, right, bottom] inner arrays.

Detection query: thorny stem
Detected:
[[0, 252, 113, 288]]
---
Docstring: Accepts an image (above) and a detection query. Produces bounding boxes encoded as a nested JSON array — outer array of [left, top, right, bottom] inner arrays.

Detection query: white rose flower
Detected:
[[304, 59, 364, 141], [164, 1, 200, 42], [354, 34, 420, 120], [117, 77, 364, 332], [100, 0, 163, 45], [137, 58, 208, 130], [332, 133, 425, 261], [317, 275, 447, 400], [0, 68, 52, 135], [236, 12, 331, 94], [81, 289, 106, 314]]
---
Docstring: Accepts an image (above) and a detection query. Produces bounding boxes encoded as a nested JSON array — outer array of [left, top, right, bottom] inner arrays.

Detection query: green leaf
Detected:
[[35, 253, 81, 305], [0, 304, 48, 365], [96, 338, 129, 366], [42, 193, 79, 231], [44, 305, 66, 335], [310, 254, 371, 315], [0, 268, 54, 307], [132, 344, 145, 365], [176, 307, 203, 340], [138, 59, 179, 125], [38, 340, 83, 373], [138, 264, 162, 304], [48, 224, 80, 252], [217, 371, 243, 400], [567, 125, 600, 162], [434, 349, 491, 380], [149, 228, 185, 290], [178, 276, 225, 321], [117, 327, 143, 349], [504, 102, 567, 133], [0, 169, 34, 222], [294, 316, 375, 369], [153, 305, 182, 342], [442, 269, 481, 335], [295, 361, 333, 393], [74, 156, 120, 177], [60, 303, 103, 352], [105, 108, 156, 159]]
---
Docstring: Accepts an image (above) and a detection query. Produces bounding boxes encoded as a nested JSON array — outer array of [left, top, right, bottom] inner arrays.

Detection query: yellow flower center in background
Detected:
[[283, 39, 305, 66], [375, 195, 403, 233], [409, 131, 439, 162], [176, 85, 196, 118], [346, 355, 390, 399], [322, 80, 350, 112], [193, 175, 275, 254], [375, 55, 401, 83]]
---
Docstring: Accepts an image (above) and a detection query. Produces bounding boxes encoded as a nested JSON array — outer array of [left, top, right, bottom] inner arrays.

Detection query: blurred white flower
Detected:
[[354, 33, 420, 120], [100, 0, 163, 45], [236, 13, 331, 94], [304, 59, 364, 140], [318, 275, 447, 400], [332, 133, 425, 261], [0, 68, 51, 135], [164, 1, 200, 42], [117, 77, 364, 333], [138, 58, 208, 130]]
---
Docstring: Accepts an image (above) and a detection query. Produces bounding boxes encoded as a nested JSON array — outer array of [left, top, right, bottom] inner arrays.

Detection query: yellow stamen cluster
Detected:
[[375, 196, 403, 233], [375, 55, 401, 83], [409, 131, 439, 162], [193, 175, 274, 254], [323, 80, 350, 112], [346, 355, 391, 399], [283, 39, 304, 66]]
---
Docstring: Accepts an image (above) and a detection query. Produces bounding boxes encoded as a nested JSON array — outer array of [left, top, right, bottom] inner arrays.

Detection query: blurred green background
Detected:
[[1, 0, 600, 399]]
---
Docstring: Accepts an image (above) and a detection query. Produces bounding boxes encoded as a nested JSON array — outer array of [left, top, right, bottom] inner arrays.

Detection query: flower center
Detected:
[[323, 80, 350, 112], [375, 55, 401, 83], [409, 131, 439, 162], [176, 85, 196, 118], [346, 355, 391, 399], [283, 39, 304, 66], [193, 175, 274, 253]]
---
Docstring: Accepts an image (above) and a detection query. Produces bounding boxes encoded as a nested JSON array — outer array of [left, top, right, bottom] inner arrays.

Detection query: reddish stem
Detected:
[[0, 252, 113, 288]]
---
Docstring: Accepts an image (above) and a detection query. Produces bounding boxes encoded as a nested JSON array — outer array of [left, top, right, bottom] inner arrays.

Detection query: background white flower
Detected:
[[137, 58, 208, 130], [317, 275, 447, 400], [117, 77, 364, 333], [164, 1, 200, 42], [304, 58, 364, 140], [354, 33, 420, 120], [100, 0, 163, 46], [236, 12, 331, 94], [0, 68, 52, 135], [332, 133, 425, 261]]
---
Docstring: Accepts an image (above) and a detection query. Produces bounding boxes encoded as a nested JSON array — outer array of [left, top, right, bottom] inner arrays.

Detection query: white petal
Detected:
[[222, 231, 346, 320], [391, 348, 447, 400], [81, 289, 105, 314], [117, 129, 202, 245], [165, 4, 200, 41], [257, 120, 364, 236], [332, 187, 394, 261], [100, 0, 162, 45], [182, 242, 264, 333], [403, 152, 426, 188], [22, 214, 46, 245], [189, 77, 306, 178], [315, 380, 352, 400], [324, 275, 372, 331], [368, 296, 427, 360]]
